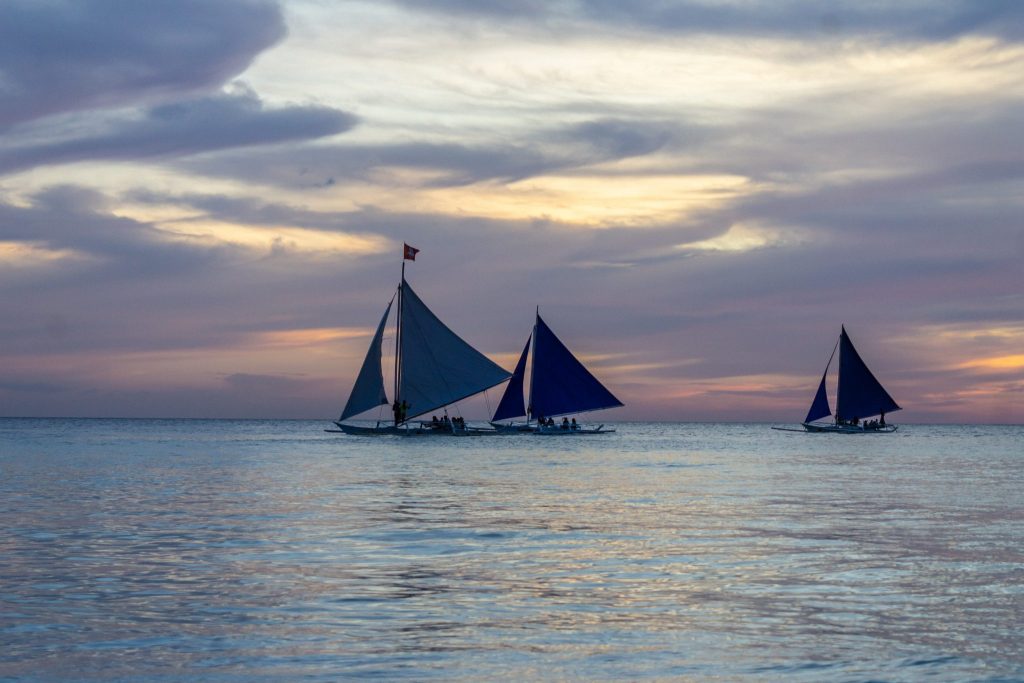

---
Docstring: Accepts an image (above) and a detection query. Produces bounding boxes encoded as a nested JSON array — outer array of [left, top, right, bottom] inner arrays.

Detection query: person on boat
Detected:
[[400, 400, 410, 422], [571, 418, 577, 430], [561, 417, 569, 430], [547, 417, 555, 427], [879, 412, 886, 426], [393, 400, 402, 425]]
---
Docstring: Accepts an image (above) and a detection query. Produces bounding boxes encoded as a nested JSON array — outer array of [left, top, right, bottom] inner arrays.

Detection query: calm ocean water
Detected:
[[1, 418, 1021, 681]]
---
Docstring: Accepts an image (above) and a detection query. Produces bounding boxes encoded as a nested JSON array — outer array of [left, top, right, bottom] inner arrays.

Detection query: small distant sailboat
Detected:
[[329, 245, 511, 435], [777, 325, 900, 433], [490, 310, 623, 434]]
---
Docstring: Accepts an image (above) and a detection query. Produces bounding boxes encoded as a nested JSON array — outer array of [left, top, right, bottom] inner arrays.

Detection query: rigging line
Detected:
[[825, 335, 840, 373], [827, 332, 841, 423]]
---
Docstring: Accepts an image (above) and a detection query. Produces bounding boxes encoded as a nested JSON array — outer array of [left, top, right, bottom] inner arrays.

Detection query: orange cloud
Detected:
[[956, 354, 1024, 371]]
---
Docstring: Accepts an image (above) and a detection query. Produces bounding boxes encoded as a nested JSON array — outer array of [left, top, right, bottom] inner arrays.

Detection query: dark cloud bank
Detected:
[[0, 90, 357, 176], [0, 0, 286, 130]]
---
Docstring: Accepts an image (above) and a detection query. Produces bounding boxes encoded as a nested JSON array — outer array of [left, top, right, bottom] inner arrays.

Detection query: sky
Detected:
[[1, 0, 1022, 423]]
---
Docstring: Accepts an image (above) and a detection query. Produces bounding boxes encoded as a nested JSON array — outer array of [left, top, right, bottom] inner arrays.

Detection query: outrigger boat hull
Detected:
[[800, 422, 897, 434], [329, 422, 420, 436], [488, 421, 535, 432], [534, 424, 614, 435], [329, 421, 502, 436]]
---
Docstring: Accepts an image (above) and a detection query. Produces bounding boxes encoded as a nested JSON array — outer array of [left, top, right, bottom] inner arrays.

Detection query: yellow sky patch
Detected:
[[404, 173, 749, 227], [153, 219, 391, 257], [957, 355, 1024, 371], [252, 327, 379, 348], [0, 240, 90, 268], [677, 222, 804, 253]]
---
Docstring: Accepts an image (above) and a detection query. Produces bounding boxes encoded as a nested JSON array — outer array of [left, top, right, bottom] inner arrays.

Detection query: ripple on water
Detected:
[[0, 419, 1021, 681]]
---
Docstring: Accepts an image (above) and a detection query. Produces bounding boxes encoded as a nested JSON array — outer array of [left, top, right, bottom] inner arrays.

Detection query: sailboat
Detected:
[[490, 310, 623, 434], [778, 325, 900, 433], [329, 250, 511, 435]]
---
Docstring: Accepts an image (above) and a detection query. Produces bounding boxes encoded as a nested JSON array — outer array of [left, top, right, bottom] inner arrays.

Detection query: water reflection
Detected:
[[0, 419, 1021, 680]]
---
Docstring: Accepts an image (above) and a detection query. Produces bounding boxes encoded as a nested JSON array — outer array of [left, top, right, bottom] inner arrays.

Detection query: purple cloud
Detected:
[[176, 117, 676, 188], [0, 0, 286, 129], [388, 0, 1024, 43], [0, 90, 358, 175]]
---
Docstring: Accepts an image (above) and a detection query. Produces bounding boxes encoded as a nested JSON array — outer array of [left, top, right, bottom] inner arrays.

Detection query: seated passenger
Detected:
[[571, 418, 577, 430]]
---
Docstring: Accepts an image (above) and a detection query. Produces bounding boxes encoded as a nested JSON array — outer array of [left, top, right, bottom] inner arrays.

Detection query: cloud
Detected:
[[0, 0, 286, 129], [0, 89, 357, 176], [387, 0, 1024, 43], [1, 1, 1021, 422], [1, 180, 1021, 421], [176, 117, 675, 189]]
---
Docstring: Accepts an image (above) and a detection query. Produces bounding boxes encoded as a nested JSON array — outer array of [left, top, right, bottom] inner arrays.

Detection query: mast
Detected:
[[394, 261, 404, 425], [835, 325, 844, 425], [528, 306, 538, 421], [835, 327, 843, 423]]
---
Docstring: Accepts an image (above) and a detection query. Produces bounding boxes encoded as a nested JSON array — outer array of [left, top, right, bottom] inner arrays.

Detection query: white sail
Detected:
[[399, 281, 510, 420], [338, 299, 393, 421]]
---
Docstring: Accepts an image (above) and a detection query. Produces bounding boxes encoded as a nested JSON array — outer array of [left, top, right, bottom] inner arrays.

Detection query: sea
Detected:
[[1, 418, 1021, 682]]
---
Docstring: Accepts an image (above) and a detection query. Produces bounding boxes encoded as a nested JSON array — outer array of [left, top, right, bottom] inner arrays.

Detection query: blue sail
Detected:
[[804, 336, 838, 424], [529, 313, 623, 419], [339, 298, 393, 421], [836, 326, 901, 422], [492, 335, 530, 422], [399, 280, 511, 420], [804, 373, 831, 423]]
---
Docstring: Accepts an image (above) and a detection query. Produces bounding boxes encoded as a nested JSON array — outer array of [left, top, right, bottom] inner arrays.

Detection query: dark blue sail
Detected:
[[836, 326, 901, 422], [804, 335, 838, 424], [529, 314, 623, 419], [804, 373, 831, 423], [492, 335, 530, 422]]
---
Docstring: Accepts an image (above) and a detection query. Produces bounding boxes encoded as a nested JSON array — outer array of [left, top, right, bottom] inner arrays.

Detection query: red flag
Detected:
[[403, 243, 420, 261]]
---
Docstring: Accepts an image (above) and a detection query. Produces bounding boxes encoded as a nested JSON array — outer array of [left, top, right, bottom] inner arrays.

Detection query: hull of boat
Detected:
[[329, 421, 501, 436], [534, 424, 614, 435], [488, 421, 535, 432], [328, 422, 407, 435], [800, 422, 898, 434]]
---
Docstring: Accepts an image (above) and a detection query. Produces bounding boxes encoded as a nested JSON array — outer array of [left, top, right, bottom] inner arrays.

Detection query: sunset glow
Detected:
[[1, 1, 1022, 422]]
